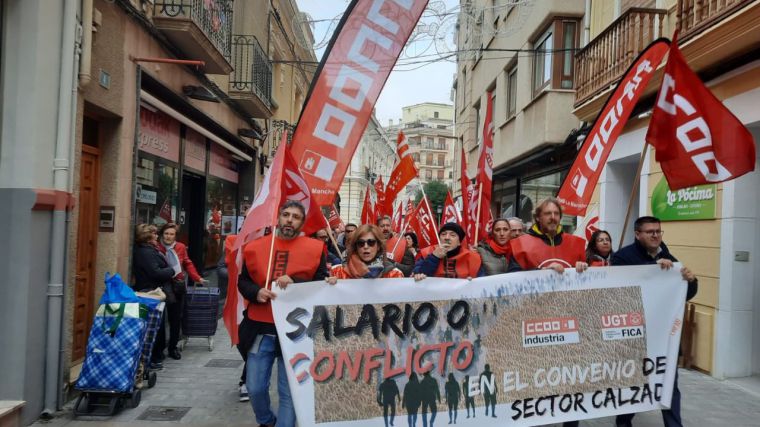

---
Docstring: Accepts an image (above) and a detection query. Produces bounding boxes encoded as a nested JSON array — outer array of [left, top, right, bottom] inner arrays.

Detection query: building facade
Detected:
[[0, 0, 316, 423], [574, 0, 760, 379], [338, 115, 396, 225], [387, 102, 457, 199], [454, 0, 585, 230]]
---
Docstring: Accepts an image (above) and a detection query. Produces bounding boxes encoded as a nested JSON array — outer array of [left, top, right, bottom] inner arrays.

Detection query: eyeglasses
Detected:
[[356, 239, 378, 248], [639, 229, 664, 237]]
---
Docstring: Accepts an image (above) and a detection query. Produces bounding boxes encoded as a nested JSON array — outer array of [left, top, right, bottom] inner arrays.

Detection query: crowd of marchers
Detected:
[[132, 196, 697, 427]]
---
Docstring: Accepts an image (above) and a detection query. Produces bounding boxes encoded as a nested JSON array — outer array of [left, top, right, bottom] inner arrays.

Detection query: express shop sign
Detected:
[[139, 107, 180, 162]]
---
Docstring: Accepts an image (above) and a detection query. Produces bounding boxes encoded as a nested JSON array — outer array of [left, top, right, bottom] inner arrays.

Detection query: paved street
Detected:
[[33, 313, 760, 427]]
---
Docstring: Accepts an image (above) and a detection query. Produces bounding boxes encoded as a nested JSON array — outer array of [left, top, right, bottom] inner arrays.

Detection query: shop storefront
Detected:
[[136, 104, 247, 271]]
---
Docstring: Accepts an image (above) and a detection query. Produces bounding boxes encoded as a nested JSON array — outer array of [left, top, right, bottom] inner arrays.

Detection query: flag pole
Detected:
[[263, 227, 277, 291], [323, 213, 345, 259], [418, 181, 442, 245], [473, 182, 483, 243], [618, 144, 648, 251]]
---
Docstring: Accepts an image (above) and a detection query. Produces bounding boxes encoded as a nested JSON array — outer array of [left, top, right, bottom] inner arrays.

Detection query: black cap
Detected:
[[439, 222, 465, 241]]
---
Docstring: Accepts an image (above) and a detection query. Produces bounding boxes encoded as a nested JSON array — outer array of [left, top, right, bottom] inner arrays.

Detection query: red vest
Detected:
[[243, 234, 323, 323], [385, 235, 407, 263], [433, 247, 482, 278], [509, 233, 586, 270]]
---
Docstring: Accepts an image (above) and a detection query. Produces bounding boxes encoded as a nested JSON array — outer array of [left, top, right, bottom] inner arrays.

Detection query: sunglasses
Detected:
[[356, 239, 378, 248]]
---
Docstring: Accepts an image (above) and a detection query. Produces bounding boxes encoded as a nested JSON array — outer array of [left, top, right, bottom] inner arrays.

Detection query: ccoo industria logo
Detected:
[[522, 317, 580, 348]]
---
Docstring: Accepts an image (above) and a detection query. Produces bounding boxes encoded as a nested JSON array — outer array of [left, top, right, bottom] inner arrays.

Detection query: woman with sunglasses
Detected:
[[586, 230, 614, 266], [326, 224, 404, 281]]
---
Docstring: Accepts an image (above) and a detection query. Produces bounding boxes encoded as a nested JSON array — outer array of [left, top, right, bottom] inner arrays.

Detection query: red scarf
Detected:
[[486, 238, 510, 256]]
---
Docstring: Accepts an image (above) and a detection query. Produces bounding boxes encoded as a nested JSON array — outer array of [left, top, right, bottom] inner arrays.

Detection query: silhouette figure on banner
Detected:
[[420, 371, 441, 427], [480, 364, 497, 417], [403, 373, 421, 427], [378, 377, 401, 427], [462, 375, 475, 418], [444, 373, 461, 424]]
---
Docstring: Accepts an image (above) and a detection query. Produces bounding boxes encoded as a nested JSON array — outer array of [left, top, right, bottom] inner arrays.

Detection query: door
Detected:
[[180, 172, 206, 271], [72, 143, 101, 362]]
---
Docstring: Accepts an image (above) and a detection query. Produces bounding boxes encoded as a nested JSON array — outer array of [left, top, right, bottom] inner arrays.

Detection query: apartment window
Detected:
[[532, 19, 580, 95], [426, 153, 433, 165], [506, 66, 517, 119], [434, 111, 439, 118], [438, 170, 444, 180], [533, 28, 553, 93], [438, 154, 445, 165], [438, 137, 446, 148], [426, 169, 433, 179]]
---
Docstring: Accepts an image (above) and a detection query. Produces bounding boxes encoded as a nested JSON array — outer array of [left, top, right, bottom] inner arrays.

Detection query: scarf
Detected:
[[162, 241, 182, 276], [344, 254, 387, 279], [486, 237, 510, 256]]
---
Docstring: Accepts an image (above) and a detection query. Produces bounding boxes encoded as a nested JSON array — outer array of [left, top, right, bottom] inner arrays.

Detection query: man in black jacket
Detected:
[[613, 216, 697, 427]]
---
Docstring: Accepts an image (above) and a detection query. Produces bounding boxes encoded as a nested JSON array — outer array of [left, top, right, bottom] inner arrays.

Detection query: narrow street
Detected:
[[34, 315, 760, 426]]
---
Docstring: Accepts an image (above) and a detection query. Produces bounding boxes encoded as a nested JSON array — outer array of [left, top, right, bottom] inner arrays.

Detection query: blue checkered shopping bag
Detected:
[[75, 303, 147, 392]]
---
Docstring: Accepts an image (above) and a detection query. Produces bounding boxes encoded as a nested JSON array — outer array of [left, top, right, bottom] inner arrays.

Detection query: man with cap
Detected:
[[412, 222, 484, 280]]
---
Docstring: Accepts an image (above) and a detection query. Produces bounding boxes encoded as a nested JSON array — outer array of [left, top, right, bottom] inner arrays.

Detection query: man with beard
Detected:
[[508, 198, 588, 274], [412, 223, 484, 280], [378, 215, 415, 276], [237, 201, 329, 427]]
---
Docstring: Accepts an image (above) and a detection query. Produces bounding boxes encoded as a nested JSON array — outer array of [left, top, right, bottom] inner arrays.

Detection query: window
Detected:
[[426, 169, 433, 179], [426, 153, 433, 165], [474, 103, 481, 146], [438, 154, 445, 165], [438, 137, 446, 148], [533, 28, 553, 93], [438, 170, 444, 179], [531, 19, 580, 95], [434, 111, 439, 118], [507, 66, 517, 119]]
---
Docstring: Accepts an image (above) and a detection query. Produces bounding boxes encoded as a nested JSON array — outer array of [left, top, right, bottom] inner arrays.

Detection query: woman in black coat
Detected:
[[132, 223, 176, 368]]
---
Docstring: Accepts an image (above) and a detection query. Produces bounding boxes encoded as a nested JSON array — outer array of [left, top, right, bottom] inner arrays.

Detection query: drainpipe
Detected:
[[79, 0, 93, 87], [584, 0, 591, 45], [43, 0, 79, 415]]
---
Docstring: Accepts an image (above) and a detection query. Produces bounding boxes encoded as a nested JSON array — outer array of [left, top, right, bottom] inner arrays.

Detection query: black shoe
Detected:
[[168, 349, 182, 360], [150, 361, 163, 370]]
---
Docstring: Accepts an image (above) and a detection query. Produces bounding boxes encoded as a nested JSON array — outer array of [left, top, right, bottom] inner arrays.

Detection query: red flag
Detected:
[[385, 132, 419, 210], [460, 148, 478, 243], [647, 34, 756, 189], [374, 176, 386, 221], [360, 186, 374, 225], [405, 198, 414, 215], [476, 91, 495, 240], [327, 204, 344, 229], [158, 198, 173, 222], [441, 191, 461, 225], [557, 39, 671, 216], [414, 197, 439, 249], [396, 130, 410, 158], [391, 202, 403, 234], [289, 0, 430, 205], [223, 140, 322, 345]]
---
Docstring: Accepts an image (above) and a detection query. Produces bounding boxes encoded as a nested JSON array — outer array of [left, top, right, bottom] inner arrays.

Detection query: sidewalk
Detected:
[[35, 318, 760, 426]]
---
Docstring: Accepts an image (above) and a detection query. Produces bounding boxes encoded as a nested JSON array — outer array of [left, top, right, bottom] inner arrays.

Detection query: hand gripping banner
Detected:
[[289, 0, 430, 206], [272, 265, 686, 426], [557, 39, 671, 216]]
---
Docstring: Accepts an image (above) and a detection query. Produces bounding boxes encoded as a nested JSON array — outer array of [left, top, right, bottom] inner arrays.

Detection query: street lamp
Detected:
[[437, 205, 443, 224]]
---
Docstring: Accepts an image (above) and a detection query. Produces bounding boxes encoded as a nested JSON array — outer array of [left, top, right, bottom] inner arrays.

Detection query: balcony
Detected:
[[229, 35, 273, 118], [574, 8, 666, 109], [677, 0, 754, 41], [153, 0, 233, 74]]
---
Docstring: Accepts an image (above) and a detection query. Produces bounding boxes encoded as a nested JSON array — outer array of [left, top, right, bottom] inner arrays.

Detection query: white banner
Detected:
[[272, 265, 686, 426]]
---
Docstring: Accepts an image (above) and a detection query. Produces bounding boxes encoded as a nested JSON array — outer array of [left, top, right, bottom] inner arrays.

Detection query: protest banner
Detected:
[[272, 265, 686, 426]]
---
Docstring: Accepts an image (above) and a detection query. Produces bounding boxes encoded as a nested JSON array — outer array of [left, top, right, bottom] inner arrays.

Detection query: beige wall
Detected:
[[456, 0, 585, 175]]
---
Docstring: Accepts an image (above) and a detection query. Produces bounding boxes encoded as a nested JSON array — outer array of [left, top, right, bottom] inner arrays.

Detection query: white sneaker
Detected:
[[239, 384, 250, 402]]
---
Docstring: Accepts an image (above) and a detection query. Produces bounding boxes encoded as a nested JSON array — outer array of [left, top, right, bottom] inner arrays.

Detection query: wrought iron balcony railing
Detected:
[[574, 8, 666, 106], [230, 35, 273, 109], [153, 0, 232, 59]]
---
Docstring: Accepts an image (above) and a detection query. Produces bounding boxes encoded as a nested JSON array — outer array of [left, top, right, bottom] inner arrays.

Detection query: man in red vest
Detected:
[[378, 215, 415, 276], [412, 223, 484, 280], [508, 198, 588, 274], [508, 198, 586, 427], [237, 200, 329, 427]]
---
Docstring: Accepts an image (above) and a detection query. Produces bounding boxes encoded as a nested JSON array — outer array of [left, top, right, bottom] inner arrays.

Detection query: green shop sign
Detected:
[[651, 177, 716, 221]]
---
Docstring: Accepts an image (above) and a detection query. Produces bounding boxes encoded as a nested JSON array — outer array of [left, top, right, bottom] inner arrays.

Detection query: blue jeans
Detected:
[[246, 335, 295, 427]]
